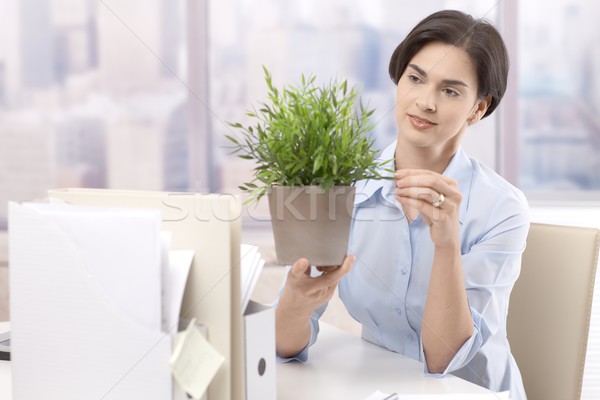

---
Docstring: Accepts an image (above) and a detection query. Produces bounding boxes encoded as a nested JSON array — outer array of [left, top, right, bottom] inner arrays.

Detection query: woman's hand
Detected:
[[279, 255, 354, 319], [395, 169, 462, 249], [275, 255, 354, 357]]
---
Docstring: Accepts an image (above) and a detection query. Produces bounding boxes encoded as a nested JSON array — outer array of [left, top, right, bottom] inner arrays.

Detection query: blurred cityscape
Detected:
[[0, 0, 599, 231], [0, 0, 189, 230], [518, 0, 600, 191]]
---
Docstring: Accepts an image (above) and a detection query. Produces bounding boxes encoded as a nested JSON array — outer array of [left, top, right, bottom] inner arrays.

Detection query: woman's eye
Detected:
[[443, 88, 459, 97], [408, 74, 422, 84]]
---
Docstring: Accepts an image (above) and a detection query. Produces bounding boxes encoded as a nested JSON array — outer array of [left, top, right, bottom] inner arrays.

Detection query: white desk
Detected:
[[0, 321, 499, 399], [0, 361, 9, 400], [277, 323, 499, 399], [0, 321, 10, 399]]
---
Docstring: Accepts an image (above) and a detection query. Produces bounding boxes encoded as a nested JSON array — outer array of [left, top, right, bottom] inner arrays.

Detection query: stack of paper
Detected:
[[165, 248, 195, 333], [8, 201, 196, 399], [240, 244, 265, 313], [9, 202, 169, 398], [0, 326, 9, 361], [363, 391, 510, 400]]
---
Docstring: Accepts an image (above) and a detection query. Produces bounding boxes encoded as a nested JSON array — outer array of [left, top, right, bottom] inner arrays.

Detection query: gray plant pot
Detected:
[[267, 185, 356, 266]]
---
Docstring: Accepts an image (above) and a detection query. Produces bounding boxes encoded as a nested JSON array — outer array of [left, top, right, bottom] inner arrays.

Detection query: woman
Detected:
[[275, 10, 529, 399]]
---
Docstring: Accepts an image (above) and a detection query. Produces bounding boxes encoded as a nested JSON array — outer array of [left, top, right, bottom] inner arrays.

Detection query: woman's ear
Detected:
[[469, 95, 492, 125]]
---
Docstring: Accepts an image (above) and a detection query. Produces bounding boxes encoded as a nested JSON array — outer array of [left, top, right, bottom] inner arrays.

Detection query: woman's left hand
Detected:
[[395, 169, 462, 249]]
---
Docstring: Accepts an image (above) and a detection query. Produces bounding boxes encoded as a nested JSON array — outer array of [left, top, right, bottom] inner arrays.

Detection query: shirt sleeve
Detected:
[[422, 301, 491, 376], [422, 190, 530, 376], [276, 303, 327, 363]]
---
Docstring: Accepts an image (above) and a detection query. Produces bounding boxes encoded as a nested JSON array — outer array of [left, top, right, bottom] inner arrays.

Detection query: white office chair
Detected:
[[507, 223, 600, 400]]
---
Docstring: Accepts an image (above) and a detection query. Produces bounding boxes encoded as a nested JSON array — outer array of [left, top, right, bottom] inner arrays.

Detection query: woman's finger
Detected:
[[396, 168, 457, 190], [313, 255, 355, 290], [395, 186, 442, 205], [290, 258, 311, 278], [396, 174, 455, 196]]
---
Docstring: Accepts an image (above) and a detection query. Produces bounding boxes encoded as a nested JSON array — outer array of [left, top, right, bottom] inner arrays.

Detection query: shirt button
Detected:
[[394, 307, 402, 316], [401, 268, 408, 275]]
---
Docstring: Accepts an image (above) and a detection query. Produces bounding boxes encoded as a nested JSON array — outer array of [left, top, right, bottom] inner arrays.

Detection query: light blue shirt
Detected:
[[278, 141, 530, 399]]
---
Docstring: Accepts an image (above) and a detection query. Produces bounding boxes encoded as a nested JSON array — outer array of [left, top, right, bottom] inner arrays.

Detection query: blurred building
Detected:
[[20, 0, 56, 89], [106, 91, 184, 190], [55, 115, 107, 188], [96, 0, 182, 96], [0, 63, 6, 106], [0, 0, 21, 107], [518, 0, 600, 190], [0, 114, 56, 222], [163, 103, 189, 191]]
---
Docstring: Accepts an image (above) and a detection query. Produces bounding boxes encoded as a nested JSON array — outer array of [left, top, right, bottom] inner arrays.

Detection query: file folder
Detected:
[[9, 202, 172, 399], [244, 301, 276, 400], [46, 189, 275, 400]]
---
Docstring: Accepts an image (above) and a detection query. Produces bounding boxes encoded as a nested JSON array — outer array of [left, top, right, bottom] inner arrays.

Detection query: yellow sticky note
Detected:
[[169, 319, 225, 400]]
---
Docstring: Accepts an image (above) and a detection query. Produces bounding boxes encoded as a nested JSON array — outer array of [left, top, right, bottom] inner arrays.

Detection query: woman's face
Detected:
[[394, 41, 488, 153]]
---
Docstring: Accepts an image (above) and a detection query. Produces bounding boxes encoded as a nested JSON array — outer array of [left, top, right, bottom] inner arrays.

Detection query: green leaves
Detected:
[[226, 67, 392, 203]]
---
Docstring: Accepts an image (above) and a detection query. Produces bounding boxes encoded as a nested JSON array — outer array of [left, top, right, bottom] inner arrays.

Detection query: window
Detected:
[[516, 0, 600, 197], [2, 0, 599, 233], [0, 0, 189, 234]]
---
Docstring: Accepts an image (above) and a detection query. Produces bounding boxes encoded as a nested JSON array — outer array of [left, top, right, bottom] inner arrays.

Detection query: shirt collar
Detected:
[[442, 146, 473, 224], [354, 141, 474, 224], [353, 141, 396, 206]]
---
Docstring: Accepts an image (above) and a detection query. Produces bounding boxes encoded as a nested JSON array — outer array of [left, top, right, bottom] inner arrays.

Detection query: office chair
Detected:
[[507, 223, 600, 400]]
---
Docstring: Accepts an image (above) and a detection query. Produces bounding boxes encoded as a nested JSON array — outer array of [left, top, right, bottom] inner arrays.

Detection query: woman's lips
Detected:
[[408, 114, 437, 129]]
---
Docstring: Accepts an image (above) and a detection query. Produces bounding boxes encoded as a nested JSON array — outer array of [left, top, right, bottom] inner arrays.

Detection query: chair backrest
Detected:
[[507, 223, 600, 400]]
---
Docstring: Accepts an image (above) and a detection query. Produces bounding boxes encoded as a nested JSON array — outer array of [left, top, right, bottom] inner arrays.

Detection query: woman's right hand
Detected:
[[275, 255, 354, 357]]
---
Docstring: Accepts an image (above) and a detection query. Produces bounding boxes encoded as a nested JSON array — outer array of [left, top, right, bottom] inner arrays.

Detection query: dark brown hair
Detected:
[[388, 10, 509, 118]]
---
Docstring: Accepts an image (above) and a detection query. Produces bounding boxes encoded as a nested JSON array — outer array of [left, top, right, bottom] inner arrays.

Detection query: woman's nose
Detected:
[[416, 91, 436, 112]]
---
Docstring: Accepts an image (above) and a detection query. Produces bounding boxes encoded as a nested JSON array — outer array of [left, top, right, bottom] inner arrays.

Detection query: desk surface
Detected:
[[0, 322, 498, 399], [0, 321, 10, 399], [276, 323, 497, 399]]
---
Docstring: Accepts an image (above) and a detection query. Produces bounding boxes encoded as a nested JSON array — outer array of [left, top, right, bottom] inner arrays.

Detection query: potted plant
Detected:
[[226, 67, 390, 266]]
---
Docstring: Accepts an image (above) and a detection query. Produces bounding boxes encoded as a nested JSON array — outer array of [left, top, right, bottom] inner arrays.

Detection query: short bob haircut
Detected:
[[389, 10, 509, 119]]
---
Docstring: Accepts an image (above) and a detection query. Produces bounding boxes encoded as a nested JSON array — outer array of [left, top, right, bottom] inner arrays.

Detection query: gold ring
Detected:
[[432, 193, 445, 208]]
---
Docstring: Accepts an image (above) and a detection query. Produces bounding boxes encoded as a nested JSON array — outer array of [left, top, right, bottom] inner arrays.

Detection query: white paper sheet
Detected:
[[9, 201, 171, 399], [19, 202, 163, 330], [167, 250, 194, 333], [363, 391, 510, 400], [240, 244, 265, 312], [363, 391, 397, 400], [161, 232, 172, 332]]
